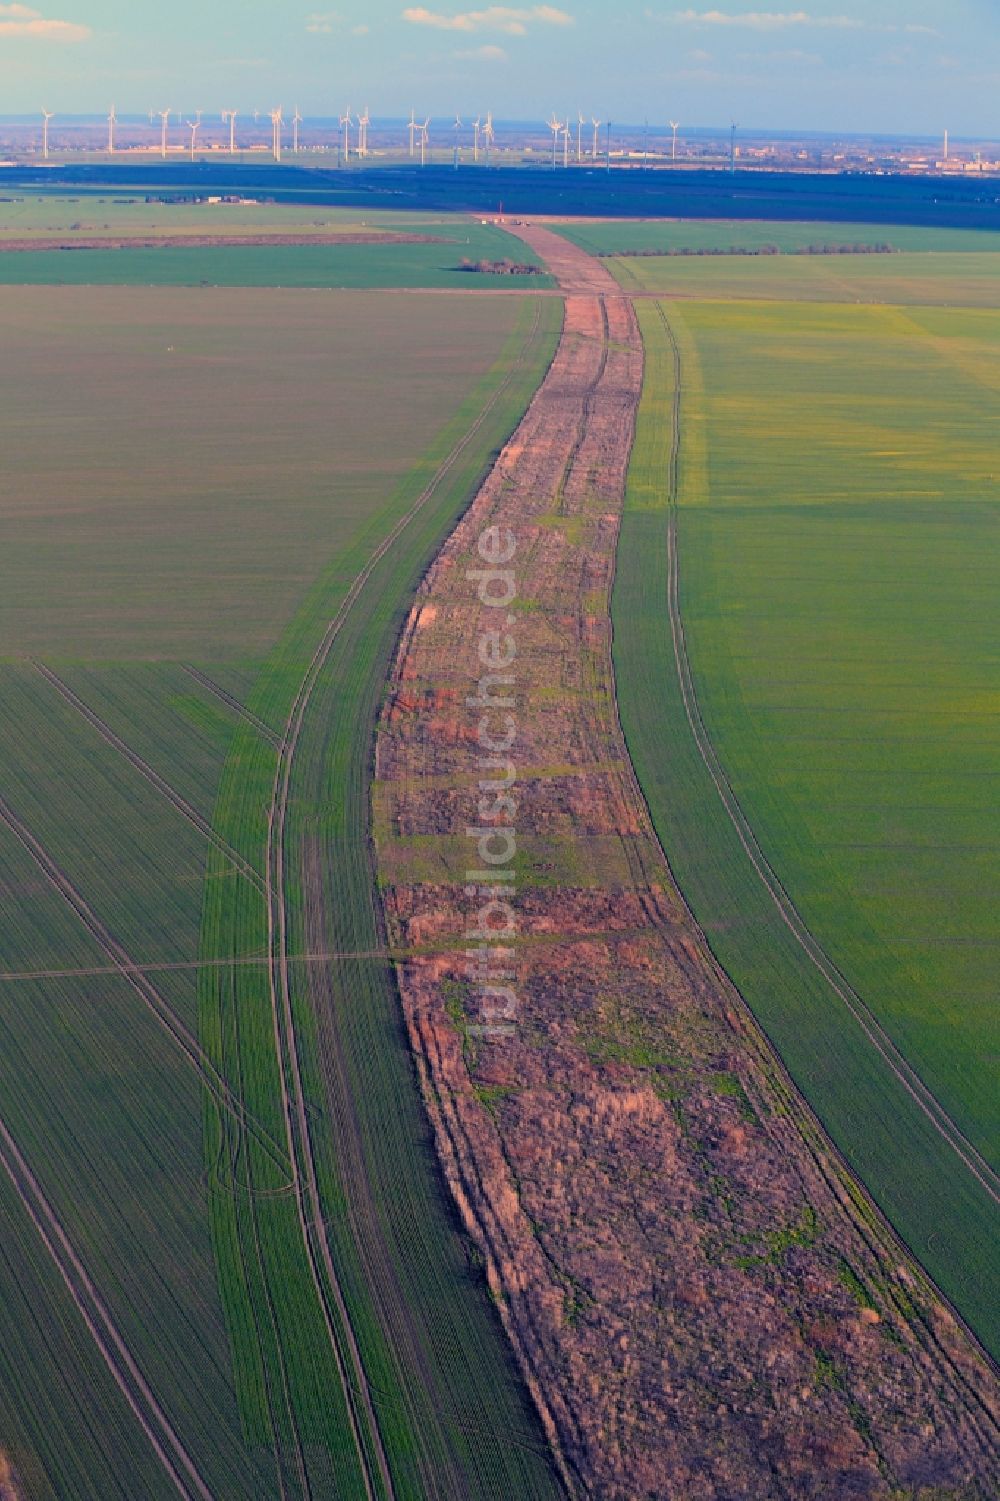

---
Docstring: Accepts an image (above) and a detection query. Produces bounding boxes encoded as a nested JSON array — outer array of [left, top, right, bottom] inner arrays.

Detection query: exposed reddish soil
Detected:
[[374, 227, 999, 1498]]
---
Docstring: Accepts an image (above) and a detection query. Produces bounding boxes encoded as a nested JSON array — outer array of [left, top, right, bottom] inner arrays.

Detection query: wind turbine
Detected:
[[222, 109, 239, 154], [484, 111, 494, 165], [292, 106, 303, 154], [730, 119, 738, 174], [186, 116, 201, 161], [357, 104, 370, 157], [159, 109, 171, 159], [107, 104, 117, 156], [418, 117, 430, 166], [548, 113, 561, 167], [577, 111, 585, 163], [340, 106, 353, 160], [472, 115, 481, 163], [453, 113, 462, 165], [408, 107, 416, 158], [591, 117, 601, 160], [41, 109, 54, 161], [271, 107, 283, 162], [670, 119, 680, 162], [562, 119, 570, 169]]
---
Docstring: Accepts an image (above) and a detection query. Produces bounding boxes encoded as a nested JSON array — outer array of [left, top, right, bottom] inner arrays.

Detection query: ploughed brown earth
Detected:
[[0, 232, 445, 252], [373, 226, 1000, 1498]]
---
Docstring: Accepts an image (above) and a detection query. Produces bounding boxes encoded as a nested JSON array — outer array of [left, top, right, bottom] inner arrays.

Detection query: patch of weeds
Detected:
[[473, 1082, 518, 1117], [765, 1205, 818, 1264]]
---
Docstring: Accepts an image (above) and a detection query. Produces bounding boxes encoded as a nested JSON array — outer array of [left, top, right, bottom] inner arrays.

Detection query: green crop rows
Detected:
[[0, 276, 561, 1496], [614, 293, 1000, 1358]]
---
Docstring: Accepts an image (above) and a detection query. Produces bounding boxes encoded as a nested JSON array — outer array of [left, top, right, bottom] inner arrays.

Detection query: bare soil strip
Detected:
[[374, 226, 1000, 1498], [35, 663, 266, 896]]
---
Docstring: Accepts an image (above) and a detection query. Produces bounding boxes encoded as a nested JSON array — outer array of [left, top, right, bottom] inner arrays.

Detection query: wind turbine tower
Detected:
[[670, 120, 680, 161], [577, 112, 585, 163], [730, 120, 738, 174], [340, 107, 353, 161], [107, 104, 117, 156], [186, 117, 201, 161], [292, 107, 303, 154], [271, 107, 283, 162], [41, 109, 54, 161], [548, 113, 561, 167], [562, 120, 570, 169], [419, 118, 430, 166], [223, 110, 238, 154], [484, 112, 494, 164], [408, 108, 416, 158], [159, 109, 171, 159], [473, 115, 481, 162], [591, 117, 601, 160]]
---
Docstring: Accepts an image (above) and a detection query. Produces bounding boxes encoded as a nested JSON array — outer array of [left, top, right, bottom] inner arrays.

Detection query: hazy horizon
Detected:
[[0, 1, 996, 136]]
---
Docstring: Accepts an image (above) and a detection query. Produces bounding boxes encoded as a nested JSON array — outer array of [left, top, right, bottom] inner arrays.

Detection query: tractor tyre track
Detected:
[[261, 301, 546, 1501], [34, 663, 266, 895], [650, 300, 999, 1207]]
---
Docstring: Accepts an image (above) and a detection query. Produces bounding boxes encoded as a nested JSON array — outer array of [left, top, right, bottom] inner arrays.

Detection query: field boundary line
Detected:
[[0, 793, 292, 1183], [181, 666, 282, 749], [33, 663, 267, 896], [649, 298, 999, 1207]]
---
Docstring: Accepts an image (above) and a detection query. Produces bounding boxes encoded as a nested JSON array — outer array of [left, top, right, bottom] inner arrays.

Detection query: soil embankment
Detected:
[[374, 226, 999, 1498]]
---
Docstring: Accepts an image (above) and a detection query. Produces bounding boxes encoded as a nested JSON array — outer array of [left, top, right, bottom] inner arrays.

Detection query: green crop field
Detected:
[[556, 217, 1000, 256], [0, 278, 563, 1496], [0, 195, 463, 239], [610, 249, 1000, 305], [0, 198, 552, 287], [614, 292, 1000, 1357]]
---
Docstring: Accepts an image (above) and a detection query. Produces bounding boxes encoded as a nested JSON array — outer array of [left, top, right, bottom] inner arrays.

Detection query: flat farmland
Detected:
[[0, 195, 467, 239], [0, 286, 538, 658], [615, 294, 1000, 1353], [612, 248, 1000, 305], [0, 200, 552, 288], [0, 276, 563, 1496], [557, 216, 1000, 256]]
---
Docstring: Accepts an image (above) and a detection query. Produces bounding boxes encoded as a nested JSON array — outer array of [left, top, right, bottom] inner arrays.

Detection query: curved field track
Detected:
[[197, 295, 566, 1499], [374, 228, 1000, 1499]]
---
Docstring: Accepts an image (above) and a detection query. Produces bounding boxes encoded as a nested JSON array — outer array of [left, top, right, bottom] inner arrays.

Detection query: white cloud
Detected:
[[0, 3, 90, 40], [402, 5, 572, 36], [306, 10, 339, 32], [670, 8, 937, 34], [672, 9, 862, 28], [455, 41, 508, 57]]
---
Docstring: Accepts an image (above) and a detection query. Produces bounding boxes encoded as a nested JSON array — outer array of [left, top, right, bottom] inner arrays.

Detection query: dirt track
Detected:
[[375, 230, 1000, 1498]]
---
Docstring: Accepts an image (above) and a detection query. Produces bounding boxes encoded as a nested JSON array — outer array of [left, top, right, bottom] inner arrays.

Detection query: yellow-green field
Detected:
[[615, 288, 1000, 1355], [613, 250, 1000, 305]]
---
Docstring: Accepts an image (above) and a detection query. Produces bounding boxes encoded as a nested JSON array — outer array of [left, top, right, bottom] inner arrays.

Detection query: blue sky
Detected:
[[1, 1, 997, 135]]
